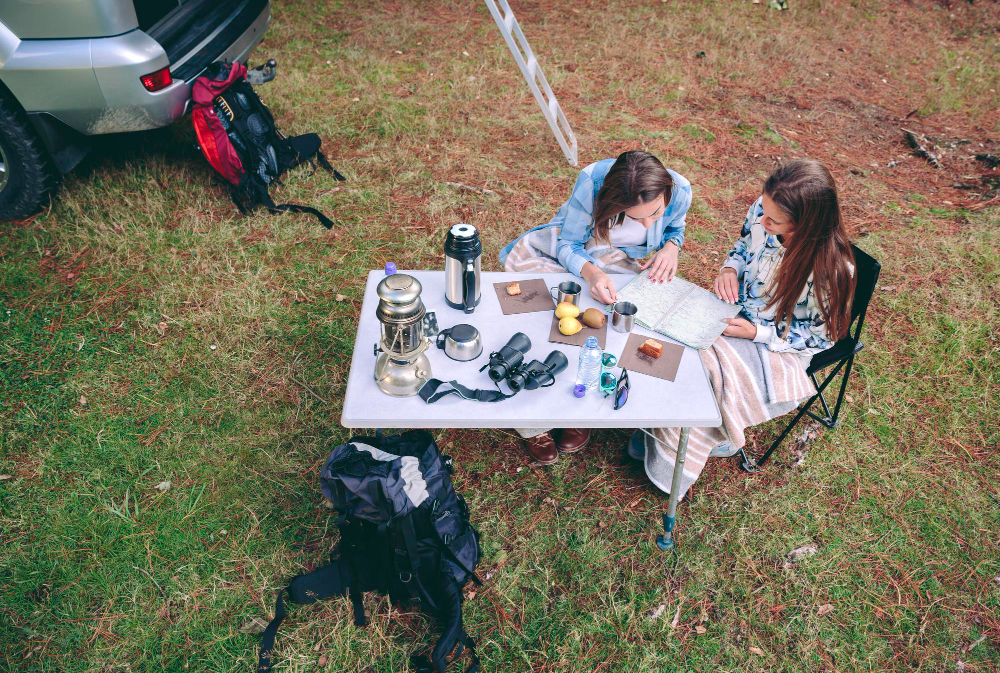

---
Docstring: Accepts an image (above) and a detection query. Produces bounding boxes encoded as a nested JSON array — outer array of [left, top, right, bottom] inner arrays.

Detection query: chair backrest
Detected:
[[847, 244, 881, 341]]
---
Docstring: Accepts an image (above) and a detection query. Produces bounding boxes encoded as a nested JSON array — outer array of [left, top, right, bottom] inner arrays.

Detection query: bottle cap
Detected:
[[384, 262, 397, 275], [585, 336, 598, 348], [573, 384, 586, 398]]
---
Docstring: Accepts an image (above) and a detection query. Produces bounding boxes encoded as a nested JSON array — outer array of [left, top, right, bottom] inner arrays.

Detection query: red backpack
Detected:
[[192, 61, 343, 228]]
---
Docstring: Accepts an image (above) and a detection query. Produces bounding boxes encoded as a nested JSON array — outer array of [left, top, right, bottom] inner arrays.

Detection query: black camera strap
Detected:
[[418, 378, 515, 404]]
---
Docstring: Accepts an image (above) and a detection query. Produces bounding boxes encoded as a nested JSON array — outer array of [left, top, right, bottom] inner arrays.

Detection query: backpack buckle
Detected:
[[399, 572, 412, 583], [434, 509, 452, 522]]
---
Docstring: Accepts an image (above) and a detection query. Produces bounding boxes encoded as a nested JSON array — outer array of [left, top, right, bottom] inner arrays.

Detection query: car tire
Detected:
[[0, 94, 57, 221]]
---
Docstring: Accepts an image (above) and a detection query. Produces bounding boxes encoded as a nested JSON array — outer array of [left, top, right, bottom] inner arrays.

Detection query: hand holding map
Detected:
[[614, 270, 742, 349]]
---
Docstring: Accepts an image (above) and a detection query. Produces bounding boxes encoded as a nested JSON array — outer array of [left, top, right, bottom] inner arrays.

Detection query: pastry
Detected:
[[506, 282, 521, 296], [638, 339, 663, 358]]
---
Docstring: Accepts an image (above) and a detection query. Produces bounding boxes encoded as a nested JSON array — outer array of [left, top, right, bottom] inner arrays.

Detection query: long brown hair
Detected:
[[763, 159, 856, 341], [592, 150, 673, 243]]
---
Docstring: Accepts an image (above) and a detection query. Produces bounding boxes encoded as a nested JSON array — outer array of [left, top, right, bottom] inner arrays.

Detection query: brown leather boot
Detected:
[[555, 428, 591, 454], [524, 432, 558, 464]]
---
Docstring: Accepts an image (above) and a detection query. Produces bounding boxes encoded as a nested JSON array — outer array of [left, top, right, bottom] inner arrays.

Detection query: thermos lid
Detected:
[[445, 223, 482, 258], [449, 223, 477, 239], [448, 323, 479, 343]]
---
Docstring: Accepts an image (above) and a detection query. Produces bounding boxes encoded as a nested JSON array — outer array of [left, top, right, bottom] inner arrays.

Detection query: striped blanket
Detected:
[[643, 336, 816, 499], [505, 226, 640, 440], [504, 226, 817, 492], [503, 224, 640, 274]]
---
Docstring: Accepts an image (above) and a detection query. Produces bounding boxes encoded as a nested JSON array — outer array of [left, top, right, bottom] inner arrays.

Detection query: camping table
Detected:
[[341, 270, 722, 550]]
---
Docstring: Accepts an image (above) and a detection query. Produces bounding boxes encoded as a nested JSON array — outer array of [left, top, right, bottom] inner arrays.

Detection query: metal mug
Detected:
[[550, 280, 582, 306], [435, 324, 483, 361], [609, 301, 637, 333]]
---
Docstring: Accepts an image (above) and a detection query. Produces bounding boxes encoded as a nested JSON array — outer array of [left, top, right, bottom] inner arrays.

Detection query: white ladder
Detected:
[[483, 0, 578, 167]]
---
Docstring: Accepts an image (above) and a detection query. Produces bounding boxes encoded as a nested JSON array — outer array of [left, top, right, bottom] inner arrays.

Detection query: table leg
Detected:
[[655, 426, 690, 552]]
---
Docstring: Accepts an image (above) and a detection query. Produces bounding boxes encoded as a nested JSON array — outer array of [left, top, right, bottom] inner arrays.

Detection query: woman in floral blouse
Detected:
[[713, 159, 856, 361]]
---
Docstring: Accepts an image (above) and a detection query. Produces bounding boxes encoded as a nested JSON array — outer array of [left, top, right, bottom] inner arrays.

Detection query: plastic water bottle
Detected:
[[576, 336, 603, 392]]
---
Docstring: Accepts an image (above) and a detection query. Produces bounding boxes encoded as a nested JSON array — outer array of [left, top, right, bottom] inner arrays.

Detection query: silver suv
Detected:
[[0, 0, 271, 220]]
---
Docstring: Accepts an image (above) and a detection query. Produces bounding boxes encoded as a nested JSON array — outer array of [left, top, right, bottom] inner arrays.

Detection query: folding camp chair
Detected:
[[739, 244, 881, 472]]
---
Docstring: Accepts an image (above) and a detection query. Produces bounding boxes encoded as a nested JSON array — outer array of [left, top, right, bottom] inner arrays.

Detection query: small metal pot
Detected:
[[610, 301, 637, 333], [436, 324, 483, 361]]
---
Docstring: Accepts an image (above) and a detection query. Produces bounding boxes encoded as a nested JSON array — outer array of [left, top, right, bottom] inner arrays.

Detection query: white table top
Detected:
[[341, 271, 722, 429]]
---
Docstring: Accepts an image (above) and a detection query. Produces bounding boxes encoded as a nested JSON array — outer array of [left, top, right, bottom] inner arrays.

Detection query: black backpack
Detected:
[[192, 61, 344, 229], [257, 431, 483, 673]]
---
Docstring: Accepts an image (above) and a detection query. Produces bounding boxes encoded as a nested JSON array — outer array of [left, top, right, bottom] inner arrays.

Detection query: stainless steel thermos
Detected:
[[444, 223, 482, 313]]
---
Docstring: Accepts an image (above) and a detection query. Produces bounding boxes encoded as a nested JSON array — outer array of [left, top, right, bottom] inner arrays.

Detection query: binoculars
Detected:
[[507, 351, 569, 392], [483, 332, 531, 382], [482, 333, 568, 393]]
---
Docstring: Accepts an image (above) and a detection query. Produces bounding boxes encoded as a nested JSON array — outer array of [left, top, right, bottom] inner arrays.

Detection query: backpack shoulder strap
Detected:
[[337, 515, 370, 627], [409, 630, 480, 673], [257, 591, 286, 673], [271, 202, 336, 229], [256, 562, 350, 673], [410, 574, 481, 673], [236, 174, 337, 229]]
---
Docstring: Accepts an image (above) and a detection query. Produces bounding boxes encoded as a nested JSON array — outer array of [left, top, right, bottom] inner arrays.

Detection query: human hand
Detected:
[[587, 269, 617, 305], [714, 267, 740, 304], [640, 242, 679, 283], [722, 317, 757, 339]]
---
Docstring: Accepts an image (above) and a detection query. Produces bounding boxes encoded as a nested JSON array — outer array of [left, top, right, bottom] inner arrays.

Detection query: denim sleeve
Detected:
[[661, 179, 691, 250], [556, 170, 598, 277], [722, 197, 761, 277]]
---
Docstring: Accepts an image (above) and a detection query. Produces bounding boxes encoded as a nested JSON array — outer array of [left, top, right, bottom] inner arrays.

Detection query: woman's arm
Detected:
[[722, 197, 761, 277], [714, 197, 762, 303], [555, 170, 599, 277], [581, 262, 617, 304], [752, 297, 835, 353], [658, 174, 692, 251]]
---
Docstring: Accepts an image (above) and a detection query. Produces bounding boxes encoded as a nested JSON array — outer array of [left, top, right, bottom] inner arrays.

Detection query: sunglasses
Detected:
[[599, 353, 618, 395], [600, 367, 630, 410]]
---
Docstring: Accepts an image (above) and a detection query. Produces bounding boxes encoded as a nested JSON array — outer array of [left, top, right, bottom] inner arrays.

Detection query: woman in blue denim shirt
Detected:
[[500, 150, 692, 464], [500, 150, 692, 305]]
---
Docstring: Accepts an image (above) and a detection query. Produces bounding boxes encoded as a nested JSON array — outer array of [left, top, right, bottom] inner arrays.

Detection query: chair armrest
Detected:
[[807, 338, 863, 374]]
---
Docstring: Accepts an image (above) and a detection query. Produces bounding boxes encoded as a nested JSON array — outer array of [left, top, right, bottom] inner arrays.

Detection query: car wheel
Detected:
[[0, 95, 57, 221]]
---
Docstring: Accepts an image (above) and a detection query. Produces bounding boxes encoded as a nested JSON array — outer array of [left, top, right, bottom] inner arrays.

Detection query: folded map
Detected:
[[615, 271, 741, 350]]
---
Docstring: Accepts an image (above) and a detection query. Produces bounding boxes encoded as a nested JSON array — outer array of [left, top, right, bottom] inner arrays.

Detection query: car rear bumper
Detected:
[[0, 1, 270, 137]]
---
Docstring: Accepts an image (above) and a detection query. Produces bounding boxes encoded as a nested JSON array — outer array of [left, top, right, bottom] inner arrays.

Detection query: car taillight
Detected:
[[140, 67, 173, 92]]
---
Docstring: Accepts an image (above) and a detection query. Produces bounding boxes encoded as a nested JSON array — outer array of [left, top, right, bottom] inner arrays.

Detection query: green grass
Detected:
[[681, 124, 716, 144], [2, 0, 1000, 671]]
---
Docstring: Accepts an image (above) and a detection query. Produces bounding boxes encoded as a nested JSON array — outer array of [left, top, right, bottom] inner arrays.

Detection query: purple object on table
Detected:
[[573, 384, 586, 398], [384, 262, 397, 275]]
